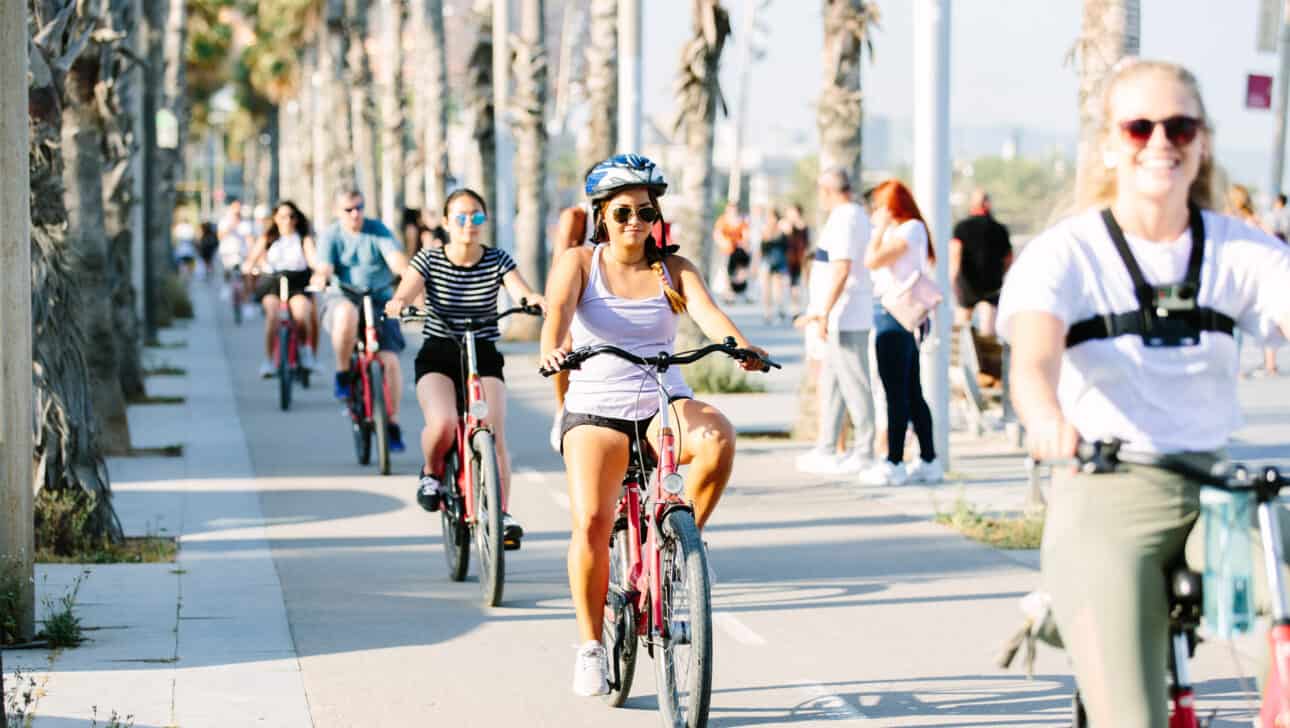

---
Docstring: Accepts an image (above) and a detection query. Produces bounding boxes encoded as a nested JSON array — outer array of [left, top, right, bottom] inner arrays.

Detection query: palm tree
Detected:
[[796, 0, 876, 441], [510, 0, 549, 340], [28, 0, 125, 546], [1073, 0, 1140, 193], [464, 1, 496, 248], [582, 0, 618, 171], [413, 0, 450, 219], [379, 0, 407, 232], [671, 0, 731, 284], [323, 0, 358, 199], [348, 0, 380, 203]]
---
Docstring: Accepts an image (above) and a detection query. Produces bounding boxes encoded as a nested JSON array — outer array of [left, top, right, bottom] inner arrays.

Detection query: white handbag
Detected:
[[880, 269, 943, 333]]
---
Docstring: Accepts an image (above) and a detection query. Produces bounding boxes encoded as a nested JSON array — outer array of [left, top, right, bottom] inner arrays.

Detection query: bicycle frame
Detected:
[[275, 276, 298, 368], [353, 291, 388, 423], [451, 325, 494, 527]]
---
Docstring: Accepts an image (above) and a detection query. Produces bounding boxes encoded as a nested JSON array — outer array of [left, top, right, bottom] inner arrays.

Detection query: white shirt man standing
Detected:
[[795, 168, 877, 474]]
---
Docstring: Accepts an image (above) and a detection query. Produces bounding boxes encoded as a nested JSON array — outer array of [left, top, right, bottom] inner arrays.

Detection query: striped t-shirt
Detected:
[[409, 246, 517, 340]]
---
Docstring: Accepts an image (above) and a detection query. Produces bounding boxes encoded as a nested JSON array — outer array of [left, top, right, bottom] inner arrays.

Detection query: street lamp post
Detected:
[[617, 0, 642, 153], [914, 0, 952, 469], [1271, 0, 1290, 197], [494, 0, 515, 253]]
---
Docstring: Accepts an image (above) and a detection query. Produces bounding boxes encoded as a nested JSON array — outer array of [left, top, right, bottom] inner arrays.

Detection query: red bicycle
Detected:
[[270, 274, 310, 411], [543, 337, 777, 728], [399, 300, 541, 607], [1069, 441, 1290, 728], [335, 282, 395, 475]]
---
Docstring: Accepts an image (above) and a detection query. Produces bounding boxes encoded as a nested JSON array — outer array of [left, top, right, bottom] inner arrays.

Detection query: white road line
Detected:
[[714, 611, 767, 646], [550, 490, 570, 510], [799, 683, 872, 721]]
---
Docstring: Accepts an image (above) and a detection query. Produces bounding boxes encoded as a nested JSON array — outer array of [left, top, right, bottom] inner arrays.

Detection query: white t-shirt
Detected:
[[997, 208, 1290, 454], [804, 250, 834, 360], [871, 219, 931, 298], [819, 202, 874, 331], [218, 214, 249, 267], [264, 233, 310, 273]]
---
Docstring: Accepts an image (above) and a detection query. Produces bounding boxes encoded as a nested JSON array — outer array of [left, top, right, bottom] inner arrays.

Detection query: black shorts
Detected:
[[559, 396, 692, 455], [253, 270, 312, 302], [414, 337, 505, 411]]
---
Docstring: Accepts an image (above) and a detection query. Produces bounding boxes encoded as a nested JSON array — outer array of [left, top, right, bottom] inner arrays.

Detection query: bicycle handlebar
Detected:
[[1075, 439, 1288, 498], [394, 299, 543, 329], [539, 337, 781, 377]]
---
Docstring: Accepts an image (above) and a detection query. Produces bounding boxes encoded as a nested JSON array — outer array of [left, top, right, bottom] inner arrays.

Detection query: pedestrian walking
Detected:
[[713, 202, 751, 303], [949, 189, 1012, 337], [1264, 193, 1289, 242], [758, 207, 791, 324], [784, 203, 810, 314], [794, 168, 876, 475], [859, 180, 941, 486]]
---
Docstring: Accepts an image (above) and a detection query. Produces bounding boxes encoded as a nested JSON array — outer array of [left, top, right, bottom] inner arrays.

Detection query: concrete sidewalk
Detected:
[[7, 282, 312, 727]]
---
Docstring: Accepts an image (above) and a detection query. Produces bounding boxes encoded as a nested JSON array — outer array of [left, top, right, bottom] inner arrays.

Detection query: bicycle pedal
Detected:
[[503, 537, 521, 551]]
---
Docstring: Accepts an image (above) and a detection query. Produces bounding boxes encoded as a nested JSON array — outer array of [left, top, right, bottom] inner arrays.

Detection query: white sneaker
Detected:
[[299, 344, 317, 371], [858, 460, 908, 486], [549, 407, 563, 454], [906, 458, 944, 484], [572, 640, 610, 696], [795, 447, 840, 475], [832, 450, 870, 475], [259, 360, 276, 378]]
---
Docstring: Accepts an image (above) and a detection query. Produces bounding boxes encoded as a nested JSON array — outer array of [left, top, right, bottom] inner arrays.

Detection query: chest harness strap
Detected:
[[1065, 207, 1235, 349]]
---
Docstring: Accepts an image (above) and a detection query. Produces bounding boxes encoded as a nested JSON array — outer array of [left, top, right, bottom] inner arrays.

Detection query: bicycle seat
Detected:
[[627, 435, 658, 475]]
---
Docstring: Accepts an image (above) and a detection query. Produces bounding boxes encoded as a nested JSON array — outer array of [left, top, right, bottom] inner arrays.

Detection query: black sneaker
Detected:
[[416, 472, 443, 512], [388, 423, 406, 453], [502, 512, 523, 550]]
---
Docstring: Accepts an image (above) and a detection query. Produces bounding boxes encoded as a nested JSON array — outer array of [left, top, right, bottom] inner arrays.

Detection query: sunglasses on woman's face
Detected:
[[609, 206, 659, 224], [1117, 115, 1202, 148], [453, 211, 488, 227]]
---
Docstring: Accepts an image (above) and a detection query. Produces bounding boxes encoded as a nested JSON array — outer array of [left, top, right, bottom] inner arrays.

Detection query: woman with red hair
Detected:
[[859, 180, 941, 486]]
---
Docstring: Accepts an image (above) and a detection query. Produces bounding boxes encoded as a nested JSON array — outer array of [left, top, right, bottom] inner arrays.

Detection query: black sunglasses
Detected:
[[609, 206, 660, 224], [343, 203, 365, 214], [1117, 115, 1202, 147]]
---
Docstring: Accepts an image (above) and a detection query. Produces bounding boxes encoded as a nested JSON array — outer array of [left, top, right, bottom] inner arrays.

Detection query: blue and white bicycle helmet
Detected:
[[584, 154, 668, 202]]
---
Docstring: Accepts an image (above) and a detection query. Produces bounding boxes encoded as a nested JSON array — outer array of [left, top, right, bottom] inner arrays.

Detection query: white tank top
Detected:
[[264, 233, 309, 273], [564, 246, 693, 421]]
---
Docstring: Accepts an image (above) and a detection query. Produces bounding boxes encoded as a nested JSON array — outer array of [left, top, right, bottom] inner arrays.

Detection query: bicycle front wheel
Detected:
[[231, 286, 243, 325], [277, 326, 292, 411], [440, 451, 469, 581], [603, 520, 638, 707], [655, 509, 712, 728], [369, 360, 390, 475], [472, 430, 505, 607]]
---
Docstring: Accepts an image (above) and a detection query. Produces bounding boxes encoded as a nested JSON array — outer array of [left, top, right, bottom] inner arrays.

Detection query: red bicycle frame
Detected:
[[449, 327, 498, 527], [354, 291, 391, 423], [273, 276, 299, 369]]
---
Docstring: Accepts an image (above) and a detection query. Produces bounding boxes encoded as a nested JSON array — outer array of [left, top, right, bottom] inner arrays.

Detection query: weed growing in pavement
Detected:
[[162, 274, 194, 320], [683, 354, 766, 394], [3, 666, 41, 727], [40, 572, 88, 648], [90, 705, 135, 727], [35, 492, 178, 564], [934, 495, 1045, 550]]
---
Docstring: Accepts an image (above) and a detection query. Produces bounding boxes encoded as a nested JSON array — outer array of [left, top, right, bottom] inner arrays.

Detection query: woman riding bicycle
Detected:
[[244, 200, 320, 377], [385, 188, 545, 547], [538, 154, 769, 697], [1000, 59, 1290, 727]]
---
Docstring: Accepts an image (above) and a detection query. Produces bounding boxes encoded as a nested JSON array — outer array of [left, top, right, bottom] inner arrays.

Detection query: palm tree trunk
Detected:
[[29, 0, 125, 545], [509, 0, 548, 340], [324, 0, 358, 202], [148, 0, 187, 327], [349, 0, 380, 202], [1075, 0, 1140, 192], [379, 0, 407, 232], [465, 2, 496, 248], [414, 0, 449, 219], [102, 0, 146, 402], [582, 0, 618, 171], [63, 18, 133, 455]]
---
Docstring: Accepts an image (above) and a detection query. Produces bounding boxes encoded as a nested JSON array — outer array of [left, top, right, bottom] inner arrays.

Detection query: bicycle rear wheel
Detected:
[[603, 520, 638, 707], [440, 451, 469, 581], [369, 360, 390, 475], [655, 509, 712, 728], [277, 326, 292, 411], [349, 372, 372, 465], [231, 285, 243, 325], [472, 430, 505, 607]]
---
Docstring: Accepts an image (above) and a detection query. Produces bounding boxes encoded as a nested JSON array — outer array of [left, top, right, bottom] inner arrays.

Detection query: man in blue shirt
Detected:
[[314, 189, 410, 451]]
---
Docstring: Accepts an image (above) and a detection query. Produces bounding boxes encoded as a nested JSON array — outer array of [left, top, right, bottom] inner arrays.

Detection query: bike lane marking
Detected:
[[799, 683, 873, 721], [714, 611, 767, 646]]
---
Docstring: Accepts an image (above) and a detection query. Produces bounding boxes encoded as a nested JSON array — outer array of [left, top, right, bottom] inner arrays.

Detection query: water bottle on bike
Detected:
[[1200, 487, 1255, 638]]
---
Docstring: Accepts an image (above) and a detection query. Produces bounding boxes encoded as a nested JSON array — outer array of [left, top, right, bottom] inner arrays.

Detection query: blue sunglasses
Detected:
[[454, 212, 488, 227]]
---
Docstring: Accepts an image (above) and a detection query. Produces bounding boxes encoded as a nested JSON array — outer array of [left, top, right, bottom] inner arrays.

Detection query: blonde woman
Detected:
[[999, 60, 1290, 726]]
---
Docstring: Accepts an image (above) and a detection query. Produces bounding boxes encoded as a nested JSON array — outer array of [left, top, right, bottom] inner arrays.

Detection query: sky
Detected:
[[635, 0, 1288, 188]]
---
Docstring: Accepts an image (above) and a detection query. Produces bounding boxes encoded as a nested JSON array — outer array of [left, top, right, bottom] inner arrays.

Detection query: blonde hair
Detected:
[[1226, 183, 1256, 220], [1075, 59, 1216, 211], [597, 193, 687, 314]]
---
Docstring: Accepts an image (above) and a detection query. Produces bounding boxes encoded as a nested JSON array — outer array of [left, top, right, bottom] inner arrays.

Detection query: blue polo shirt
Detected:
[[318, 219, 401, 299]]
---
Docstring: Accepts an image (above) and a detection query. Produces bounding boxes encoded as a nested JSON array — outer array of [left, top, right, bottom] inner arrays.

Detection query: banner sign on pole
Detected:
[[1249, 74, 1275, 109]]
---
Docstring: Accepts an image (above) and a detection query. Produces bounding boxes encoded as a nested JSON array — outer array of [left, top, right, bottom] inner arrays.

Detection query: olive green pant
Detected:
[[1044, 461, 1290, 727]]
